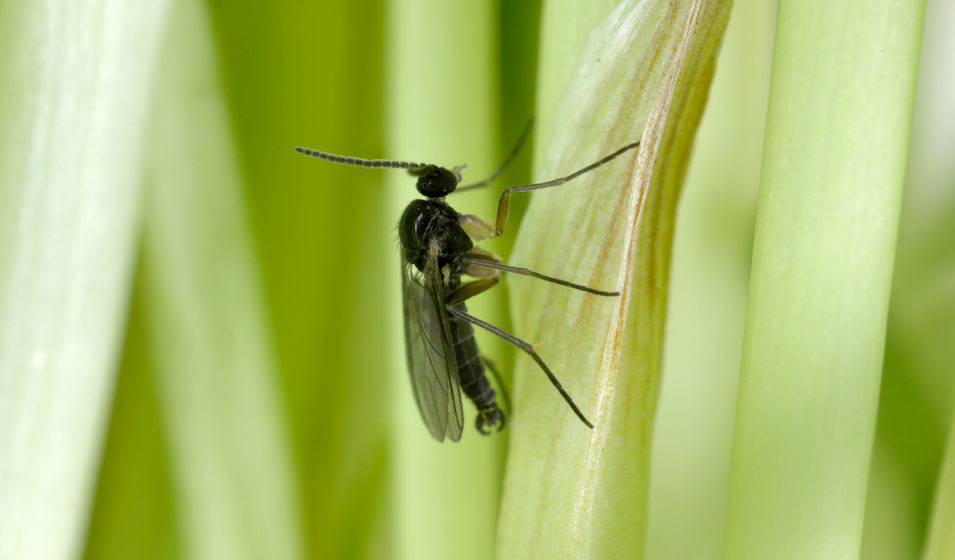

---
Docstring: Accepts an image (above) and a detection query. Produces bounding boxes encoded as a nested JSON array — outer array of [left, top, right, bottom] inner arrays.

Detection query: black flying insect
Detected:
[[296, 125, 638, 441]]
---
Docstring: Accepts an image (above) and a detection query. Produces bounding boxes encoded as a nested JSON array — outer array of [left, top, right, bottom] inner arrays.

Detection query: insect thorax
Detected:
[[398, 199, 473, 272]]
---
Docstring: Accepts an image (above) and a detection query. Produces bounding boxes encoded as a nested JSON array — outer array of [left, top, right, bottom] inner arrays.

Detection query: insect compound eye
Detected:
[[414, 166, 459, 198]]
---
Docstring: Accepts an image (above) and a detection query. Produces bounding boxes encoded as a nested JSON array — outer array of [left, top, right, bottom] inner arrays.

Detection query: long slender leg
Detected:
[[481, 356, 511, 411], [455, 119, 534, 193], [460, 256, 619, 296], [492, 141, 640, 237], [445, 305, 594, 429]]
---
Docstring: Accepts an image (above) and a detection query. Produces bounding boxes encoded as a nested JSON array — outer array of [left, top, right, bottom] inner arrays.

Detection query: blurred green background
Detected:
[[3, 0, 948, 558]]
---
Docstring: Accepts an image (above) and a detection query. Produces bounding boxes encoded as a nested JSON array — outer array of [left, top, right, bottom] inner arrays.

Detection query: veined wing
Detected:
[[401, 252, 465, 442]]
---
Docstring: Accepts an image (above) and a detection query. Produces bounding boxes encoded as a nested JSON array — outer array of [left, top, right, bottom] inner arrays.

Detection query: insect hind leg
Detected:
[[481, 356, 511, 412], [445, 305, 594, 429]]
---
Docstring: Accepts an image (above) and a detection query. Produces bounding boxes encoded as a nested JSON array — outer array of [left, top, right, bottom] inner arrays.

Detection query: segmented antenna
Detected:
[[294, 147, 428, 170]]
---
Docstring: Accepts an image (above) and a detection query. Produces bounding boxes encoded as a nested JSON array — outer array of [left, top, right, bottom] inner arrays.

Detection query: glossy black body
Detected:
[[399, 199, 472, 273], [398, 198, 504, 435]]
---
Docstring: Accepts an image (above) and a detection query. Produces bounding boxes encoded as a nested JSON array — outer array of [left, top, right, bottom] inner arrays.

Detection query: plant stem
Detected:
[[723, 1, 926, 558], [499, 1, 731, 557], [0, 2, 170, 558], [135, 2, 305, 558]]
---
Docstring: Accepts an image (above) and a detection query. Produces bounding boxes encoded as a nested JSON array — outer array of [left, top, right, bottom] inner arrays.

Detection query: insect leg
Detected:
[[458, 248, 504, 279], [444, 305, 594, 429], [481, 356, 511, 412], [465, 246, 502, 262], [455, 119, 534, 193], [460, 257, 500, 279], [460, 257, 619, 296], [446, 278, 499, 307], [458, 214, 496, 241], [491, 141, 640, 237]]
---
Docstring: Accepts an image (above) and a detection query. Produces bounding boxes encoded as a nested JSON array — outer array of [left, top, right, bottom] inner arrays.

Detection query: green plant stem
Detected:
[[0, 2, 170, 558], [646, 2, 777, 557], [136, 2, 304, 558], [498, 1, 730, 558], [723, 1, 926, 558], [207, 2, 393, 557], [384, 2, 502, 559]]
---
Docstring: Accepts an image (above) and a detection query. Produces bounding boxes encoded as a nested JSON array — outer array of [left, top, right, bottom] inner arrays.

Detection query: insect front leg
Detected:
[[491, 141, 640, 237], [454, 119, 534, 194], [458, 214, 496, 242]]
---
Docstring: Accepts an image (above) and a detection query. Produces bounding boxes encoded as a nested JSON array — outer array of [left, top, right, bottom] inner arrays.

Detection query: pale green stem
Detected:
[[0, 2, 169, 559], [499, 1, 730, 558], [137, 1, 304, 558], [384, 2, 502, 559], [646, 1, 777, 557], [723, 1, 926, 558]]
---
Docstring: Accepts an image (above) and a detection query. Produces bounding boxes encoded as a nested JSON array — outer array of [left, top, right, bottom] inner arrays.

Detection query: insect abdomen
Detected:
[[447, 302, 505, 434], [448, 303, 490, 404]]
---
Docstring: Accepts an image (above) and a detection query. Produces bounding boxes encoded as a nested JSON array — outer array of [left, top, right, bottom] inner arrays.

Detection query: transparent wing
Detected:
[[401, 254, 465, 442]]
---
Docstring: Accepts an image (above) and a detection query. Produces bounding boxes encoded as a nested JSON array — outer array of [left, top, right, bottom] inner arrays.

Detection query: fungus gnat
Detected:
[[295, 125, 639, 441]]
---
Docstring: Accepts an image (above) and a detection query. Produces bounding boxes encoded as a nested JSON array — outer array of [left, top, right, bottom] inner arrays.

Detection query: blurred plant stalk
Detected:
[[385, 2, 504, 560], [723, 1, 925, 558], [0, 2, 170, 559], [131, 1, 305, 558], [499, 1, 730, 558]]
